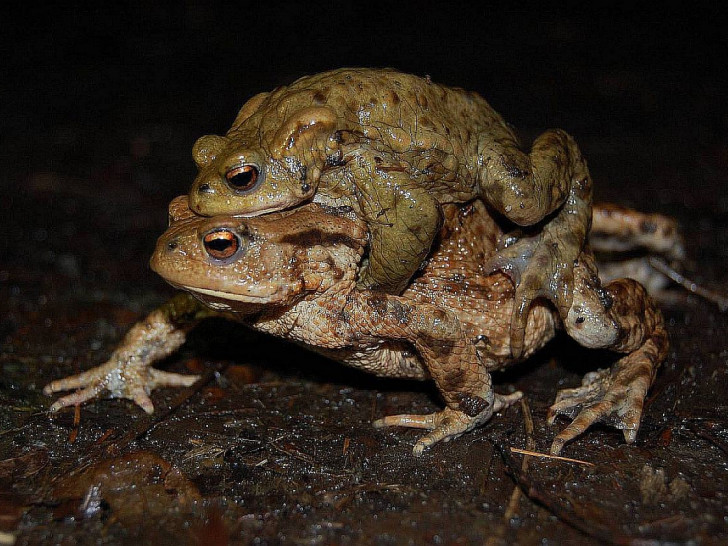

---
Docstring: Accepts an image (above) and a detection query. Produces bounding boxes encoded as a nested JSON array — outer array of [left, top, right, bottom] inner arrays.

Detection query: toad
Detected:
[[44, 197, 672, 455], [188, 68, 594, 357]]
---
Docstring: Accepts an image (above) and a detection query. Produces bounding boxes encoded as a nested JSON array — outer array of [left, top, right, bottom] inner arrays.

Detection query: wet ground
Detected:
[[1, 6, 727, 545]]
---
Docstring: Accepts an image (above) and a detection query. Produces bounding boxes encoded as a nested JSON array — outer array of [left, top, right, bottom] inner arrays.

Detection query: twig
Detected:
[[342, 437, 350, 456], [649, 257, 728, 312], [492, 399, 632, 544], [498, 444, 625, 545], [269, 439, 315, 464], [69, 404, 81, 444], [504, 399, 536, 519], [486, 398, 536, 546], [687, 421, 728, 456], [329, 483, 408, 510], [0, 424, 32, 437], [509, 448, 595, 467]]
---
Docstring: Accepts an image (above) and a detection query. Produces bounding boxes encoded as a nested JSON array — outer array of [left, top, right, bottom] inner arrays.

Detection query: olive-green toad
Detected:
[[188, 68, 594, 357]]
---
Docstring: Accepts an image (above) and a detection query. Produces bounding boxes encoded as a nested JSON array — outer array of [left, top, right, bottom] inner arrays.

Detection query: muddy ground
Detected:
[[1, 6, 727, 545]]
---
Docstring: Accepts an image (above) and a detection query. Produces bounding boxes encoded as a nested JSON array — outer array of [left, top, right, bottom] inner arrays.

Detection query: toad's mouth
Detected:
[[229, 195, 314, 218], [166, 281, 291, 305]]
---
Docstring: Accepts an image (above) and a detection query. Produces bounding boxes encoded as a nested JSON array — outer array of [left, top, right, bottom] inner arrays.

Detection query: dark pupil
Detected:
[[229, 169, 254, 188], [207, 237, 233, 252]]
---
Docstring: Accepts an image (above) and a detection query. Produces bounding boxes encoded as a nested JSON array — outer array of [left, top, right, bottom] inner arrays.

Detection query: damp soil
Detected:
[[1, 7, 727, 545]]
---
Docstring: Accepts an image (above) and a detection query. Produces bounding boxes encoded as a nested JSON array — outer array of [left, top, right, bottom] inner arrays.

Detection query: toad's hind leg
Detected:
[[590, 202, 684, 261], [549, 252, 668, 454], [588, 202, 717, 304]]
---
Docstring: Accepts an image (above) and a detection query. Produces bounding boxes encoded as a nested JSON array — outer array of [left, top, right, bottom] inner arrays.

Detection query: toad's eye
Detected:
[[203, 229, 241, 261], [225, 165, 260, 192]]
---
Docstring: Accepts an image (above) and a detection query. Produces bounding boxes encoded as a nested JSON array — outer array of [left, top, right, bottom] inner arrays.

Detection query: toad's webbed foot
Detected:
[[485, 180, 591, 358], [373, 392, 522, 456], [44, 361, 199, 414]]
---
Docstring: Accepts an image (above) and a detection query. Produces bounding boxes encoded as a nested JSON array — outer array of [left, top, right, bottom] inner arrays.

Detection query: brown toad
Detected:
[[188, 68, 595, 357], [44, 197, 674, 455]]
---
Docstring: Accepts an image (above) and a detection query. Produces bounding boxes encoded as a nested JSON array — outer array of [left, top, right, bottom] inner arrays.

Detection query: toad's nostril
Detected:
[[198, 183, 213, 194], [167, 240, 178, 251]]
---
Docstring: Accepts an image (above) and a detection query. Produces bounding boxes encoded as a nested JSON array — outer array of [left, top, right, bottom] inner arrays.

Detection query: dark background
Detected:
[[1, 3, 727, 544], [3, 4, 726, 206]]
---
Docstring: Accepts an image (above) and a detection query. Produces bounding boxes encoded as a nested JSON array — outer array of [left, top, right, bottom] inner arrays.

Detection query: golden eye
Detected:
[[203, 229, 240, 260], [225, 165, 260, 192]]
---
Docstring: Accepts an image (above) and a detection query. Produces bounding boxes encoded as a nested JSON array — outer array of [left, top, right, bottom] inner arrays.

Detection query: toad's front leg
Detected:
[[44, 293, 215, 413], [550, 251, 668, 454], [479, 130, 592, 358], [347, 294, 522, 455], [373, 392, 523, 456], [352, 156, 443, 294]]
